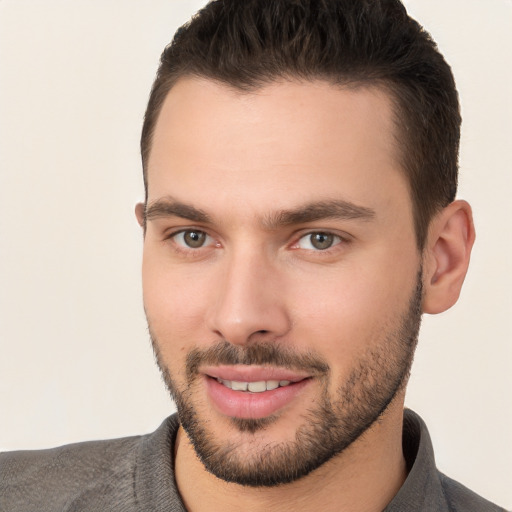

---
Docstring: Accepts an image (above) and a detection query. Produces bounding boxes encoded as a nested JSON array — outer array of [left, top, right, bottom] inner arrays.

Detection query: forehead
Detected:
[[147, 78, 409, 220]]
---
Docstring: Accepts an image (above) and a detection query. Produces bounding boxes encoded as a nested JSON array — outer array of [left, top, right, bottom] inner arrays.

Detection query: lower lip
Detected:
[[205, 377, 311, 419]]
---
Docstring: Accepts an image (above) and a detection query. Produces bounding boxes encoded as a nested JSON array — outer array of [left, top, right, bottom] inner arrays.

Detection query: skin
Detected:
[[137, 78, 474, 512]]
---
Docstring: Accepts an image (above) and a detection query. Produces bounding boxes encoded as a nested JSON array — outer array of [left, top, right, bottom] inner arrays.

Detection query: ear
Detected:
[[422, 200, 475, 314], [135, 202, 145, 228]]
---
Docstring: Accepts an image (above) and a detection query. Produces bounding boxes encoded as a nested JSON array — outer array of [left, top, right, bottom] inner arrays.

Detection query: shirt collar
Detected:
[[384, 409, 450, 511], [137, 410, 450, 511]]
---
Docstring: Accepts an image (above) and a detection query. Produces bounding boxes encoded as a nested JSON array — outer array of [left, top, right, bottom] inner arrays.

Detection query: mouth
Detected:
[[213, 378, 294, 393], [202, 365, 313, 420]]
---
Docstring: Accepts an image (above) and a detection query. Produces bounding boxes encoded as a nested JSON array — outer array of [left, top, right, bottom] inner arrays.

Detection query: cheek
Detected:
[[289, 259, 417, 367], [142, 253, 211, 356]]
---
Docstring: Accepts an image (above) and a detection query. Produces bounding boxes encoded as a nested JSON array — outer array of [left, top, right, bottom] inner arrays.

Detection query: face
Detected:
[[140, 78, 423, 486]]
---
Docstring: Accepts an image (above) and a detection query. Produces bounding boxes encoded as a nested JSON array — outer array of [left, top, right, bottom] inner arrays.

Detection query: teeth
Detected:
[[248, 381, 266, 392], [216, 378, 293, 392], [220, 379, 232, 389], [231, 381, 248, 391], [266, 380, 280, 391]]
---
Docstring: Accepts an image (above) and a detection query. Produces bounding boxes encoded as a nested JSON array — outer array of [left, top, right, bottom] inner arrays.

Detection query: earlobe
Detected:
[[422, 200, 475, 314], [135, 202, 146, 228]]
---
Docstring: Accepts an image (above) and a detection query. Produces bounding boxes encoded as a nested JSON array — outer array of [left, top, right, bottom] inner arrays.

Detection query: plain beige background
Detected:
[[0, 0, 511, 508]]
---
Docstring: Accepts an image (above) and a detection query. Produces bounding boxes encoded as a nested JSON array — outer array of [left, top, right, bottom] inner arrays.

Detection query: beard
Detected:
[[149, 271, 423, 487]]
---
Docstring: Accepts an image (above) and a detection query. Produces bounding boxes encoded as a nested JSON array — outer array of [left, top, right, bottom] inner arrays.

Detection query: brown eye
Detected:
[[184, 230, 206, 248], [297, 232, 340, 250], [310, 233, 334, 250], [174, 230, 209, 248]]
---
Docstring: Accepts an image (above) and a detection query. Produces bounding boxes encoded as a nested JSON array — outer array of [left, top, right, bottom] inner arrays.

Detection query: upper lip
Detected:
[[201, 365, 311, 383]]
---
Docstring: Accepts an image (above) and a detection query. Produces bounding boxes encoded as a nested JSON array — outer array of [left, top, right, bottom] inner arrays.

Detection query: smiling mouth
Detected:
[[203, 370, 312, 419], [213, 377, 297, 393]]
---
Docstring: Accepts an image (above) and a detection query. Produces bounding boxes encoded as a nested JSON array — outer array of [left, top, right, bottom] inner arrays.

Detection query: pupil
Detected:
[[311, 233, 333, 250], [184, 231, 205, 248]]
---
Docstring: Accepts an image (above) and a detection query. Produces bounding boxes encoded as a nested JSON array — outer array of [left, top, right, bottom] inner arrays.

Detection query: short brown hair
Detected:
[[141, 0, 460, 248]]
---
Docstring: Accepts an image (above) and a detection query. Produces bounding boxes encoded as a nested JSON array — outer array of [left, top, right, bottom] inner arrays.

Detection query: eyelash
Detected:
[[292, 232, 344, 251], [165, 229, 218, 256], [165, 228, 349, 256]]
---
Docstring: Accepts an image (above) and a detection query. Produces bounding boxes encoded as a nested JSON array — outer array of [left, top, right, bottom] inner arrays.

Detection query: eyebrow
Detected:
[[145, 197, 212, 224], [262, 199, 376, 229], [144, 196, 375, 227]]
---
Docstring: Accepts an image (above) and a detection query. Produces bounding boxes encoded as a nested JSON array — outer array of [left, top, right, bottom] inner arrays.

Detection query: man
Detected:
[[0, 1, 508, 511]]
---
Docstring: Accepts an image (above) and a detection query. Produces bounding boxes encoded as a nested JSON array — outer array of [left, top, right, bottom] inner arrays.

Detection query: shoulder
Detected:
[[0, 435, 142, 511], [439, 473, 509, 512], [388, 410, 508, 512], [0, 415, 181, 512]]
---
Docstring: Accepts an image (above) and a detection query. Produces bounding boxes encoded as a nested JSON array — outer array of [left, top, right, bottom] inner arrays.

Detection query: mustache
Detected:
[[186, 340, 330, 379]]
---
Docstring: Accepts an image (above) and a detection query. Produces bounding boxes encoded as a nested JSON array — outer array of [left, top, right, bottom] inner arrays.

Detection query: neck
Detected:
[[174, 396, 407, 512]]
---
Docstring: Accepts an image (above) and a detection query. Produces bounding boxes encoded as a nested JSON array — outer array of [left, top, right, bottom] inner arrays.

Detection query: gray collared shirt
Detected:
[[0, 410, 507, 511]]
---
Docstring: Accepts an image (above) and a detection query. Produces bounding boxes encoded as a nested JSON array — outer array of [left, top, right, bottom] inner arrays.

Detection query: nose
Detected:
[[206, 248, 291, 345]]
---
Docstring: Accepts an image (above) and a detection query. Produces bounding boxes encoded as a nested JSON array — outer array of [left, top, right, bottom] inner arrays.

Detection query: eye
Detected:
[[296, 232, 341, 250], [172, 230, 212, 249]]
